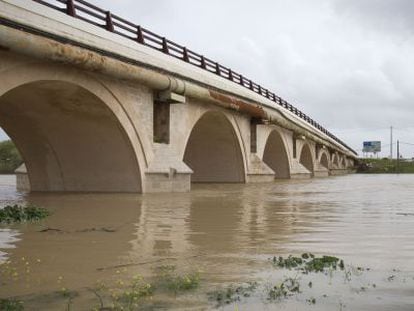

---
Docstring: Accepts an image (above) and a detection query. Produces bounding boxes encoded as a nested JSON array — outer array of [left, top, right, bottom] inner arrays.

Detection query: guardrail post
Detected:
[[183, 47, 190, 62], [228, 70, 233, 81], [66, 0, 76, 16], [200, 56, 207, 69], [249, 80, 254, 90], [215, 62, 220, 75], [105, 11, 114, 31], [136, 26, 144, 44], [162, 38, 169, 54]]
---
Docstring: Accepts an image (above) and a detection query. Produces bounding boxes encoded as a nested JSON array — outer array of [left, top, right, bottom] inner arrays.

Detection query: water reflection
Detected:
[[1, 192, 142, 295], [0, 174, 414, 310]]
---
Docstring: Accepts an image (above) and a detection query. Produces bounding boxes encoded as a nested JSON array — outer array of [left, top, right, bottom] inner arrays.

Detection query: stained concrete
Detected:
[[0, 1, 357, 193]]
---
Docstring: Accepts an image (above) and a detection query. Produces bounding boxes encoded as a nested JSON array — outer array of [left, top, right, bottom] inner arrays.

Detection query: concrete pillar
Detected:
[[15, 163, 30, 192], [291, 137, 312, 178]]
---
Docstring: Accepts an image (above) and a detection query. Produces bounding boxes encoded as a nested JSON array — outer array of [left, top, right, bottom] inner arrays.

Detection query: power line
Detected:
[[400, 141, 414, 146]]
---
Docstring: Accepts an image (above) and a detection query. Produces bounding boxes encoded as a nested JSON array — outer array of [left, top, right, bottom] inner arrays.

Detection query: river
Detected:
[[1, 174, 414, 310]]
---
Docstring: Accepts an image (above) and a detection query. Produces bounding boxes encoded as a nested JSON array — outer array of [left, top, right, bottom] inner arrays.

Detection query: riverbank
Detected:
[[357, 158, 414, 173]]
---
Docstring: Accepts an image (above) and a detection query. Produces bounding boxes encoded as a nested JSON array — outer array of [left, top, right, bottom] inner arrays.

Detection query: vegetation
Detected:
[[272, 253, 344, 273], [357, 158, 414, 173], [207, 282, 257, 307], [0, 298, 24, 311], [268, 276, 301, 301], [155, 265, 200, 294], [0, 253, 386, 310], [0, 204, 50, 224], [90, 275, 154, 310], [0, 140, 22, 174]]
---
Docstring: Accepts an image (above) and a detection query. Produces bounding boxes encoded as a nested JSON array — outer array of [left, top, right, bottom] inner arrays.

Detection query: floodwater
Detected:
[[1, 174, 414, 310]]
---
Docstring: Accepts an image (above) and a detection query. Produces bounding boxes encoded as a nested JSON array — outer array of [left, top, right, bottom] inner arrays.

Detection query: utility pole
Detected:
[[390, 126, 393, 159], [397, 139, 400, 173]]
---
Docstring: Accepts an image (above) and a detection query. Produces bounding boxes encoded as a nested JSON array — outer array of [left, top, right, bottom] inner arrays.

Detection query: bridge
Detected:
[[0, 0, 357, 193]]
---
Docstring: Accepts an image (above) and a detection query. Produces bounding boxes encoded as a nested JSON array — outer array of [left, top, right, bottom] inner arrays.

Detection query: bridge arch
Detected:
[[183, 111, 245, 183], [262, 129, 290, 178], [332, 153, 339, 168], [299, 142, 314, 174], [319, 150, 330, 169], [0, 64, 145, 192], [338, 155, 345, 169]]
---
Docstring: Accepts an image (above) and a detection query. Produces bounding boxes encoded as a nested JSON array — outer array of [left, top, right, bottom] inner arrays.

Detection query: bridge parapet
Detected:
[[0, 0, 357, 193]]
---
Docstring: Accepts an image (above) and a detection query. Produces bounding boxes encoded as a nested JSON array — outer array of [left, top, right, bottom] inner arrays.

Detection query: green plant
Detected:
[[273, 253, 344, 273], [0, 204, 50, 223], [156, 265, 200, 294], [268, 276, 300, 301], [0, 140, 22, 174], [0, 298, 24, 311], [114, 276, 153, 310], [207, 282, 257, 307], [89, 276, 153, 310]]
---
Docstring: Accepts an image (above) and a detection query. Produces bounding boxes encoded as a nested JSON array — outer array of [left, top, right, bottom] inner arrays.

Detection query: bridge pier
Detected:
[[0, 0, 357, 193], [290, 159, 312, 179], [313, 163, 330, 177], [246, 154, 275, 183], [144, 144, 192, 193]]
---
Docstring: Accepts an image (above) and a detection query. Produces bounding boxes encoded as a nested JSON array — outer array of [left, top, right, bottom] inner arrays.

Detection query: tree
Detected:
[[0, 140, 23, 173]]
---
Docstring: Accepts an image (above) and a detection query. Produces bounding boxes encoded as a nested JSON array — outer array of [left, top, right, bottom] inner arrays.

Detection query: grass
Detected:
[[0, 204, 50, 224], [357, 158, 414, 173]]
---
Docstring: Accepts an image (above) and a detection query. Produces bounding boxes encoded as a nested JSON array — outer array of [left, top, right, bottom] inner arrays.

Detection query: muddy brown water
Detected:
[[1, 174, 414, 310]]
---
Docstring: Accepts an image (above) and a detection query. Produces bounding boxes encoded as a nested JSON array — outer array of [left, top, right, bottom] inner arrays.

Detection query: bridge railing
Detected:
[[31, 0, 356, 154]]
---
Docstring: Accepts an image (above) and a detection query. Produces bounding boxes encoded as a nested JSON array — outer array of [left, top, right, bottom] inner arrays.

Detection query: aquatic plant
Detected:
[[0, 204, 50, 223], [58, 288, 77, 311], [113, 276, 153, 310], [273, 253, 345, 273], [268, 276, 301, 301], [156, 265, 200, 294], [89, 275, 154, 310], [207, 282, 257, 306], [0, 298, 24, 311]]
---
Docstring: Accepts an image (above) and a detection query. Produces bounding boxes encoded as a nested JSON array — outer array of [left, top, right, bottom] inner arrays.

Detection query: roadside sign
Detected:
[[363, 141, 381, 153]]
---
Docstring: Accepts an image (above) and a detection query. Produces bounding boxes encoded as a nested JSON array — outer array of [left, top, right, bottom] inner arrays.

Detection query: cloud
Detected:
[[333, 0, 414, 36]]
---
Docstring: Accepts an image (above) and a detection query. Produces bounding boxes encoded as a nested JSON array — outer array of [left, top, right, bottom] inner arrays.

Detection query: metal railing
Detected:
[[32, 0, 356, 154]]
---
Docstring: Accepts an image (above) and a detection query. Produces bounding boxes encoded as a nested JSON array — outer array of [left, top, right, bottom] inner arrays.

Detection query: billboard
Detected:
[[363, 141, 381, 153]]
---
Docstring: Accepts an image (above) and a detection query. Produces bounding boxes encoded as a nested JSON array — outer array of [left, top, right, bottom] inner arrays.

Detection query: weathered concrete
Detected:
[[0, 0, 357, 193], [15, 163, 30, 192]]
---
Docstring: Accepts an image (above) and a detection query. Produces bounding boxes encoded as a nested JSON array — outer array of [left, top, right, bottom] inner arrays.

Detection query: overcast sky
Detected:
[[2, 0, 413, 157]]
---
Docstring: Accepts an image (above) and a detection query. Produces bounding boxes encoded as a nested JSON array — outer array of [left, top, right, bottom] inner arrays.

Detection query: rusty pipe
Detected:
[[0, 24, 355, 158]]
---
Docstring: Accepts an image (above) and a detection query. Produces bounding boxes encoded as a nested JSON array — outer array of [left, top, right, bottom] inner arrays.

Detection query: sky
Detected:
[[2, 0, 414, 158]]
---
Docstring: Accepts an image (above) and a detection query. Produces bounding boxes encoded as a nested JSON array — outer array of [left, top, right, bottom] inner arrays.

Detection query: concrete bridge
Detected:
[[0, 0, 357, 193]]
